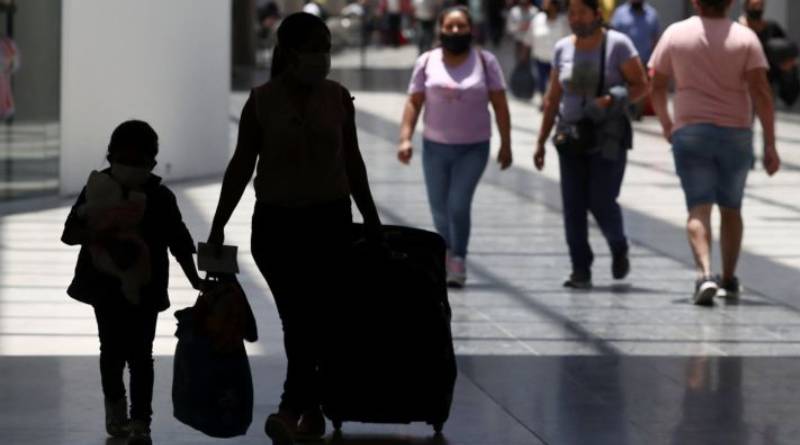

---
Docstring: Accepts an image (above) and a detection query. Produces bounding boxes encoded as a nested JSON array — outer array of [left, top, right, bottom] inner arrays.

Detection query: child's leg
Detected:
[[125, 307, 159, 425], [93, 304, 128, 402]]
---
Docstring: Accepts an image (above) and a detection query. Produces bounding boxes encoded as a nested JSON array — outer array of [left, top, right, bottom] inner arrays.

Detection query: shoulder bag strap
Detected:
[[595, 33, 608, 98]]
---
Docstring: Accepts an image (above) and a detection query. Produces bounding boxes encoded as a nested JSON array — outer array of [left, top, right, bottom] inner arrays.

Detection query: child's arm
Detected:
[[176, 254, 202, 290], [163, 188, 202, 289]]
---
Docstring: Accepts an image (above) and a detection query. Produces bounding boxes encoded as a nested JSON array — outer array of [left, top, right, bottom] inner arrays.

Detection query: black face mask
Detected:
[[630, 1, 644, 12], [746, 9, 764, 21], [440, 32, 472, 55], [571, 19, 602, 38]]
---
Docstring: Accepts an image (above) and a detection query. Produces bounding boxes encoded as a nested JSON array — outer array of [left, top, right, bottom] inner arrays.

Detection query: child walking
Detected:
[[61, 120, 202, 445]]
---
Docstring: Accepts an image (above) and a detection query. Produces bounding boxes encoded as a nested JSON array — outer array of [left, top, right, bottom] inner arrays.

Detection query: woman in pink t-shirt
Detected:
[[649, 0, 781, 305], [398, 6, 512, 287]]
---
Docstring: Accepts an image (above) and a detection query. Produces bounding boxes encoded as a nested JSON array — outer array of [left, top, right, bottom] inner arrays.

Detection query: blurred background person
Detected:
[[303, 0, 325, 17], [507, 0, 538, 64], [379, 0, 412, 46], [414, 0, 440, 53], [468, 0, 489, 44], [739, 0, 799, 107], [611, 0, 660, 118], [611, 0, 660, 68], [486, 0, 508, 47], [257, 1, 282, 42], [506, 0, 538, 99], [531, 0, 569, 107]]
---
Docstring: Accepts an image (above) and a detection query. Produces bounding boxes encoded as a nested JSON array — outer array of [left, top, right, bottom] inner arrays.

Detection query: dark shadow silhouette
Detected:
[[556, 355, 632, 445], [328, 431, 452, 445], [670, 297, 775, 308], [720, 297, 775, 308], [584, 283, 662, 294], [209, 12, 458, 443], [60, 119, 202, 444]]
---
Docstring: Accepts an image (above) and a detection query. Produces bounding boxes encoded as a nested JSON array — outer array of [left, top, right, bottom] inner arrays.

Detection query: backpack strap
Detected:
[[418, 49, 434, 86], [595, 34, 608, 98]]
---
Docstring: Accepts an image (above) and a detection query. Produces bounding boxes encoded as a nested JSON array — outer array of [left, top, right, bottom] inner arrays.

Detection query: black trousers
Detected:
[[94, 302, 159, 423], [558, 148, 629, 274], [386, 14, 402, 47], [251, 199, 352, 416], [417, 19, 435, 54]]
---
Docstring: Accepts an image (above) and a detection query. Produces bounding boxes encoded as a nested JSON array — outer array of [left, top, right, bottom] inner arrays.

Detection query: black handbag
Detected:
[[510, 60, 536, 100], [554, 35, 607, 154], [765, 38, 800, 106]]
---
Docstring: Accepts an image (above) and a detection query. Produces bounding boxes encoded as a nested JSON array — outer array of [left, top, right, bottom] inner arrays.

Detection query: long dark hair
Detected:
[[572, 0, 601, 12], [270, 12, 331, 80]]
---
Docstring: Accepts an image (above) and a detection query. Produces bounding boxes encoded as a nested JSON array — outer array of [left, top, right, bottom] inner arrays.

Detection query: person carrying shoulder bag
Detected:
[[533, 0, 648, 289]]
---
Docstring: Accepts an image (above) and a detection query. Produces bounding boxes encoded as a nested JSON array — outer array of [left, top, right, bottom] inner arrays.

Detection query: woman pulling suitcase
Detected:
[[206, 12, 382, 444]]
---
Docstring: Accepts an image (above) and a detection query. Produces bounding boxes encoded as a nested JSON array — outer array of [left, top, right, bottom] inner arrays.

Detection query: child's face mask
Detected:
[[111, 163, 152, 188]]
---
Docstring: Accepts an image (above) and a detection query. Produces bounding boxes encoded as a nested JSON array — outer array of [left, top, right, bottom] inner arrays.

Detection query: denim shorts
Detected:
[[672, 124, 753, 210]]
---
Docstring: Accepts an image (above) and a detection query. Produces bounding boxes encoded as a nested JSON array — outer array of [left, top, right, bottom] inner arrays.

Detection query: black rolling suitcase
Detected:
[[319, 224, 457, 434]]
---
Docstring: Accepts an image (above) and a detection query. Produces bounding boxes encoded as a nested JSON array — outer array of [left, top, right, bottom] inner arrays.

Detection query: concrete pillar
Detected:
[[60, 0, 232, 195], [8, 0, 61, 122]]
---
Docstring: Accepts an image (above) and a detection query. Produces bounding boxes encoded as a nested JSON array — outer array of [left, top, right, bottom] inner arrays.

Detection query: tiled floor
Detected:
[[2, 47, 800, 444]]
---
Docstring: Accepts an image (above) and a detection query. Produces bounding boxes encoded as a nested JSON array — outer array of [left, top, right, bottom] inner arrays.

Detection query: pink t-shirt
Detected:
[[649, 16, 768, 132], [408, 48, 506, 145]]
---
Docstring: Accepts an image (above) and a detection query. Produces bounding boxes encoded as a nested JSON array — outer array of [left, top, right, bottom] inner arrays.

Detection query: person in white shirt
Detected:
[[506, 0, 538, 63], [413, 0, 438, 53], [530, 0, 569, 101], [303, 0, 323, 17]]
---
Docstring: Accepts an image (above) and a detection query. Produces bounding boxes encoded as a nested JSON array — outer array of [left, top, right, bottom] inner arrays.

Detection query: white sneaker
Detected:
[[447, 256, 466, 288], [693, 277, 718, 306]]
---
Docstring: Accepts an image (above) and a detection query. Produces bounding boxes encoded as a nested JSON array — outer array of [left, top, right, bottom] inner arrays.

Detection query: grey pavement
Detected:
[[2, 46, 800, 444]]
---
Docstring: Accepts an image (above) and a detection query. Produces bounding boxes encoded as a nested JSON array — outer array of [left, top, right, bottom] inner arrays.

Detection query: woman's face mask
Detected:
[[571, 18, 602, 38], [111, 163, 152, 188], [746, 8, 764, 21], [289, 52, 331, 85], [440, 32, 472, 55]]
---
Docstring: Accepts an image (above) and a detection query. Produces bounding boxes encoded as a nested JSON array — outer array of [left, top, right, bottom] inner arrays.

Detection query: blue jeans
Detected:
[[672, 124, 753, 210], [422, 139, 490, 258], [558, 148, 629, 274]]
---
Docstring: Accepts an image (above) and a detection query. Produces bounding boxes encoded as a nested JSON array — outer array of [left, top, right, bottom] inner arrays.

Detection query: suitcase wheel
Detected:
[[332, 419, 343, 432], [433, 422, 444, 434]]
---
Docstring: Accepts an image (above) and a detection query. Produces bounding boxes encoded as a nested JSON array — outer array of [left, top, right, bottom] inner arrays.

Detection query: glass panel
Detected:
[[0, 0, 61, 201]]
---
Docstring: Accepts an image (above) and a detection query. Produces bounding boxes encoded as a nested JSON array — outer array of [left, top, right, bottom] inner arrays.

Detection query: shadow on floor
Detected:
[[326, 432, 451, 445]]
